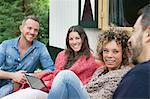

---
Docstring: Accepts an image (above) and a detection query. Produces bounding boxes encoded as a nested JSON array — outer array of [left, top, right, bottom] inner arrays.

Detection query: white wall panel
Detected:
[[49, 0, 78, 49], [49, 0, 101, 54]]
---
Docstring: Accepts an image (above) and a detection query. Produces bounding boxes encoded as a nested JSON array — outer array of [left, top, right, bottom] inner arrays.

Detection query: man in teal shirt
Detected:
[[0, 15, 55, 97]]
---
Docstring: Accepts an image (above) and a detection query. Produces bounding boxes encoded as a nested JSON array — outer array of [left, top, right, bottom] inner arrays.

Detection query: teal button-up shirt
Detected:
[[0, 37, 55, 72], [0, 37, 55, 96]]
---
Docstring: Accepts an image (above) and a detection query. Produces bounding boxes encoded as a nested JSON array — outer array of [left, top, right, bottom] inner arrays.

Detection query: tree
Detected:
[[0, 0, 49, 45], [20, 0, 49, 45], [28, 0, 49, 45], [0, 1, 25, 43]]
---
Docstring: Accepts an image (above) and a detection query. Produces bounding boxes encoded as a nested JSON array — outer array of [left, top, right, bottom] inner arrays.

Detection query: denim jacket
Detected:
[[0, 37, 55, 72]]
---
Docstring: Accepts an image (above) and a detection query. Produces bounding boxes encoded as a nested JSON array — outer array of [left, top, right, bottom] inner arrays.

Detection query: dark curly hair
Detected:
[[96, 30, 130, 67]]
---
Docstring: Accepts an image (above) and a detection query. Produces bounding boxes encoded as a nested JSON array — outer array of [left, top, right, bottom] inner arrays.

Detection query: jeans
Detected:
[[0, 80, 13, 98], [48, 70, 90, 99]]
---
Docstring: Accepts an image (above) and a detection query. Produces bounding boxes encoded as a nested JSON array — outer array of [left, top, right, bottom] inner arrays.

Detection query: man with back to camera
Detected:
[[113, 4, 150, 99], [0, 15, 55, 97]]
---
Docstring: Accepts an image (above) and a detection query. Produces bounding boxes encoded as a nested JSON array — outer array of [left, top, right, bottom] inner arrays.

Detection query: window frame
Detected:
[[79, 0, 98, 28], [98, 0, 133, 32]]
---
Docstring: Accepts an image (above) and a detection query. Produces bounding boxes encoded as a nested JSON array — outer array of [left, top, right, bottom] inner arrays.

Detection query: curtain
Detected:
[[109, 0, 126, 26]]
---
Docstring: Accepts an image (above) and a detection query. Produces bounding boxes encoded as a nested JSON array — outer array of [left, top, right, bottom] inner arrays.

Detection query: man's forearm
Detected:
[[0, 70, 13, 79]]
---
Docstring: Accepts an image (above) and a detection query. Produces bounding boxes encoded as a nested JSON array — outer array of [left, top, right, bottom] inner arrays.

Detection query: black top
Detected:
[[113, 60, 150, 99]]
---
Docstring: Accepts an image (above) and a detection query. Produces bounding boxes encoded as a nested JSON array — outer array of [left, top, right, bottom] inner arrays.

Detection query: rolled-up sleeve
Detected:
[[39, 45, 55, 71]]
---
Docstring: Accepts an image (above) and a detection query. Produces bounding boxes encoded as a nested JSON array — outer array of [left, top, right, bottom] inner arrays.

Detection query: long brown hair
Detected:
[[64, 25, 91, 69]]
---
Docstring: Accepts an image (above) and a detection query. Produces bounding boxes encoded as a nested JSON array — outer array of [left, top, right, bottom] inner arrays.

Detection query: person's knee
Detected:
[[57, 70, 73, 76], [56, 70, 75, 81]]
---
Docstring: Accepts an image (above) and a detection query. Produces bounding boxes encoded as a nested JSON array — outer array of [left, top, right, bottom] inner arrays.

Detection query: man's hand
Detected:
[[11, 70, 27, 84]]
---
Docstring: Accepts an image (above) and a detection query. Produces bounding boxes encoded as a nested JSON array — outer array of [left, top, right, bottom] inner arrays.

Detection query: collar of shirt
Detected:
[[12, 37, 40, 51]]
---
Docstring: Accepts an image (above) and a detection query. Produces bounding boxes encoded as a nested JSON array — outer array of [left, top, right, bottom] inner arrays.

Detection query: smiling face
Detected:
[[103, 40, 122, 71], [68, 31, 82, 52], [20, 19, 39, 43]]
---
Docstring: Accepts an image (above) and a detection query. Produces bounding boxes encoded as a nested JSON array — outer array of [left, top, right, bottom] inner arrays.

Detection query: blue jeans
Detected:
[[0, 80, 13, 98], [48, 70, 90, 99]]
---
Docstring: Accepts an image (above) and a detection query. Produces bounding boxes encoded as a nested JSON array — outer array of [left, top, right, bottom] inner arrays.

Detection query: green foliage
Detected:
[[28, 0, 49, 45], [0, 0, 49, 45], [0, 1, 24, 43]]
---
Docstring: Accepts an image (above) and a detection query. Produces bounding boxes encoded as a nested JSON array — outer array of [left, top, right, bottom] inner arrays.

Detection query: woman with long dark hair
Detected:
[[2, 25, 102, 99], [47, 30, 133, 99]]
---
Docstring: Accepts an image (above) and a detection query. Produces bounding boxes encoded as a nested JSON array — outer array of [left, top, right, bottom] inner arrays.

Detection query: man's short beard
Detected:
[[132, 46, 142, 65], [132, 58, 139, 65], [129, 54, 139, 65]]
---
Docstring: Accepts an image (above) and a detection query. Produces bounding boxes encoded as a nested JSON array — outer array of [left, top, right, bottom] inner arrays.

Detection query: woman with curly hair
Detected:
[[47, 30, 134, 99]]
